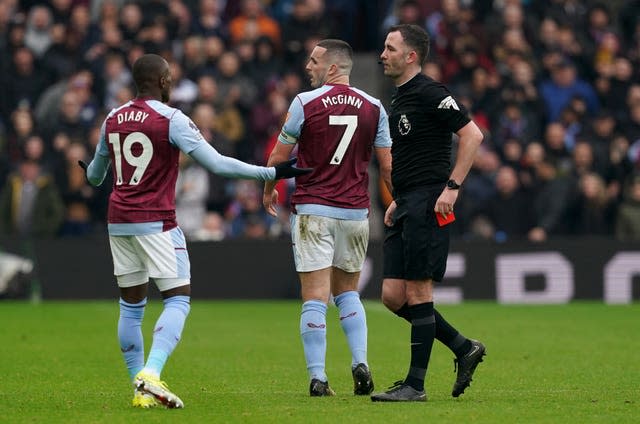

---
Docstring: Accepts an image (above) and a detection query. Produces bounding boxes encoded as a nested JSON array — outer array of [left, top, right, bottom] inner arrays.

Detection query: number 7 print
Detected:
[[329, 115, 357, 165]]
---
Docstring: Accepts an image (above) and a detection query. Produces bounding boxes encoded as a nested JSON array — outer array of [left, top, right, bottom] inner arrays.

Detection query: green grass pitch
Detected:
[[0, 301, 638, 423]]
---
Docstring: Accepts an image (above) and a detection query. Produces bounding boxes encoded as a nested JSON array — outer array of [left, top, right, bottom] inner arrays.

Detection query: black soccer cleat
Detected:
[[452, 339, 486, 397], [309, 379, 336, 397], [352, 363, 374, 395], [370, 381, 426, 402]]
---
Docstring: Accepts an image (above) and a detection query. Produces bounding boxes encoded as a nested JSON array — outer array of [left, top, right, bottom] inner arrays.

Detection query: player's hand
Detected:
[[384, 200, 397, 227], [263, 189, 280, 217], [273, 158, 313, 180], [78, 160, 92, 185]]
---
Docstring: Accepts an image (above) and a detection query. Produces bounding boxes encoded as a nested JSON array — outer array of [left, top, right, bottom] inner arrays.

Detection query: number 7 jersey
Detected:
[[98, 97, 208, 234], [279, 84, 391, 210]]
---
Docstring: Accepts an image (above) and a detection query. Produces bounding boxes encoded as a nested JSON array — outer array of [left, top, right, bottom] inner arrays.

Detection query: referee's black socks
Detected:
[[395, 303, 472, 358], [404, 302, 435, 392]]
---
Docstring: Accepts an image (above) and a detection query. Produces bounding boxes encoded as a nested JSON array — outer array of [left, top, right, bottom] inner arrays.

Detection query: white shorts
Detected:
[[109, 226, 191, 291], [290, 214, 369, 273]]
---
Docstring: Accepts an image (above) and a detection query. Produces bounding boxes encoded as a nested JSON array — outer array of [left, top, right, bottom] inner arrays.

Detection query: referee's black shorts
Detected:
[[383, 184, 449, 282]]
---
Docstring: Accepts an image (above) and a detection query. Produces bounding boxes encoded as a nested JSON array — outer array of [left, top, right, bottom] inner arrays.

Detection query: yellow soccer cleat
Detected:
[[133, 370, 184, 409], [132, 388, 160, 408]]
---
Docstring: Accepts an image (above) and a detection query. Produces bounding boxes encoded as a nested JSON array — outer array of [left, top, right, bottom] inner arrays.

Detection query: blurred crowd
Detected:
[[0, 0, 639, 243]]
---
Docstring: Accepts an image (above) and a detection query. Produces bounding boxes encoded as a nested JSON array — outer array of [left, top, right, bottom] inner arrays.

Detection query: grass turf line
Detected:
[[0, 301, 637, 423]]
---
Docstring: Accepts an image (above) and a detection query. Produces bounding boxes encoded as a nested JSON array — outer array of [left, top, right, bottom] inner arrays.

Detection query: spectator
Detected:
[[190, 102, 235, 213], [21, 135, 49, 168], [46, 89, 89, 143], [615, 174, 640, 241], [191, 211, 226, 241], [250, 36, 283, 90], [34, 69, 93, 137], [175, 153, 210, 240], [539, 58, 599, 123], [281, 0, 333, 69], [542, 122, 572, 173], [24, 4, 53, 58], [118, 2, 143, 42], [381, 0, 426, 33], [56, 142, 97, 236], [41, 22, 84, 82], [6, 106, 36, 162], [493, 102, 540, 151], [578, 109, 616, 172], [181, 35, 206, 80], [569, 172, 615, 235], [528, 157, 576, 242], [226, 180, 275, 238], [101, 52, 133, 110], [194, 74, 246, 148], [190, 0, 228, 39], [0, 159, 64, 238], [460, 147, 500, 221], [249, 86, 289, 162], [228, 0, 281, 47], [484, 165, 533, 241], [606, 134, 634, 201], [4, 46, 48, 113], [168, 61, 198, 112]]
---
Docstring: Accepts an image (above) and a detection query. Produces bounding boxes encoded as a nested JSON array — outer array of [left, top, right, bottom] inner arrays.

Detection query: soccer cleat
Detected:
[[133, 370, 184, 408], [309, 379, 336, 397], [370, 380, 426, 402], [452, 339, 486, 397], [132, 388, 159, 408], [352, 363, 374, 395]]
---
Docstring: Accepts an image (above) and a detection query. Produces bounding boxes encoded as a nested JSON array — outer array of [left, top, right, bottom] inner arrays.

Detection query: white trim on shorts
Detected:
[[109, 226, 191, 291], [290, 214, 369, 273]]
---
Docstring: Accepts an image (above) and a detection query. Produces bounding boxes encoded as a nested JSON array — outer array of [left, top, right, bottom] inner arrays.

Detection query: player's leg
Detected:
[[120, 283, 160, 409], [110, 236, 149, 381], [110, 235, 158, 408], [291, 214, 334, 396], [134, 227, 190, 408], [299, 269, 334, 396], [331, 218, 373, 395]]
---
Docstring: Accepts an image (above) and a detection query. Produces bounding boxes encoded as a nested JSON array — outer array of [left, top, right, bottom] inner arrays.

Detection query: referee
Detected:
[[371, 24, 486, 402]]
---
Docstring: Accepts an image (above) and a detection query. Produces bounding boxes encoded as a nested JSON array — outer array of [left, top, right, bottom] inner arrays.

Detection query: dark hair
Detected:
[[388, 24, 430, 65], [317, 39, 353, 60], [132, 54, 168, 92]]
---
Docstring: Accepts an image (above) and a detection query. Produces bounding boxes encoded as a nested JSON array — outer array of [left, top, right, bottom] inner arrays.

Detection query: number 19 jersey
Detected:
[[279, 84, 391, 210], [98, 97, 208, 235]]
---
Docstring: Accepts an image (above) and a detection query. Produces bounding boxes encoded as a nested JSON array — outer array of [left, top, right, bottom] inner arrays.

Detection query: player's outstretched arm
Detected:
[[189, 143, 312, 181]]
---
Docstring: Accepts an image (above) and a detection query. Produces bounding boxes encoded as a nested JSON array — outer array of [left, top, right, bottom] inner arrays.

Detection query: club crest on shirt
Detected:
[[398, 114, 411, 135], [188, 119, 203, 140]]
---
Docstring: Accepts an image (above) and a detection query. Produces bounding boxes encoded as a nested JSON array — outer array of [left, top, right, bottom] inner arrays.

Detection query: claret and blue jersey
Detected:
[[86, 97, 274, 236], [279, 83, 391, 219]]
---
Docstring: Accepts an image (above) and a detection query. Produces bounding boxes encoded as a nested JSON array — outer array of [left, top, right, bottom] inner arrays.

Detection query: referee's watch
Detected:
[[446, 179, 461, 190]]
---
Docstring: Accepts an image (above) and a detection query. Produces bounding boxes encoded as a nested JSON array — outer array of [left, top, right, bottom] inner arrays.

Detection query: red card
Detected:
[[436, 211, 456, 227]]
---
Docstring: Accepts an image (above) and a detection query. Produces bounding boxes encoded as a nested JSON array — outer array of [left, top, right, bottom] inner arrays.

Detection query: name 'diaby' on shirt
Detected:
[[117, 110, 150, 125]]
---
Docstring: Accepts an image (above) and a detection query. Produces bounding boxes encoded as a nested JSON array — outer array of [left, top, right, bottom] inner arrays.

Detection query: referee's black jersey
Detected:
[[389, 73, 470, 194]]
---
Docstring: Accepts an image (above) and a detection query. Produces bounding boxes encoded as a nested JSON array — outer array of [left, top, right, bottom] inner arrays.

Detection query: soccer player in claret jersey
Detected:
[[263, 39, 393, 397], [79, 54, 310, 409]]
